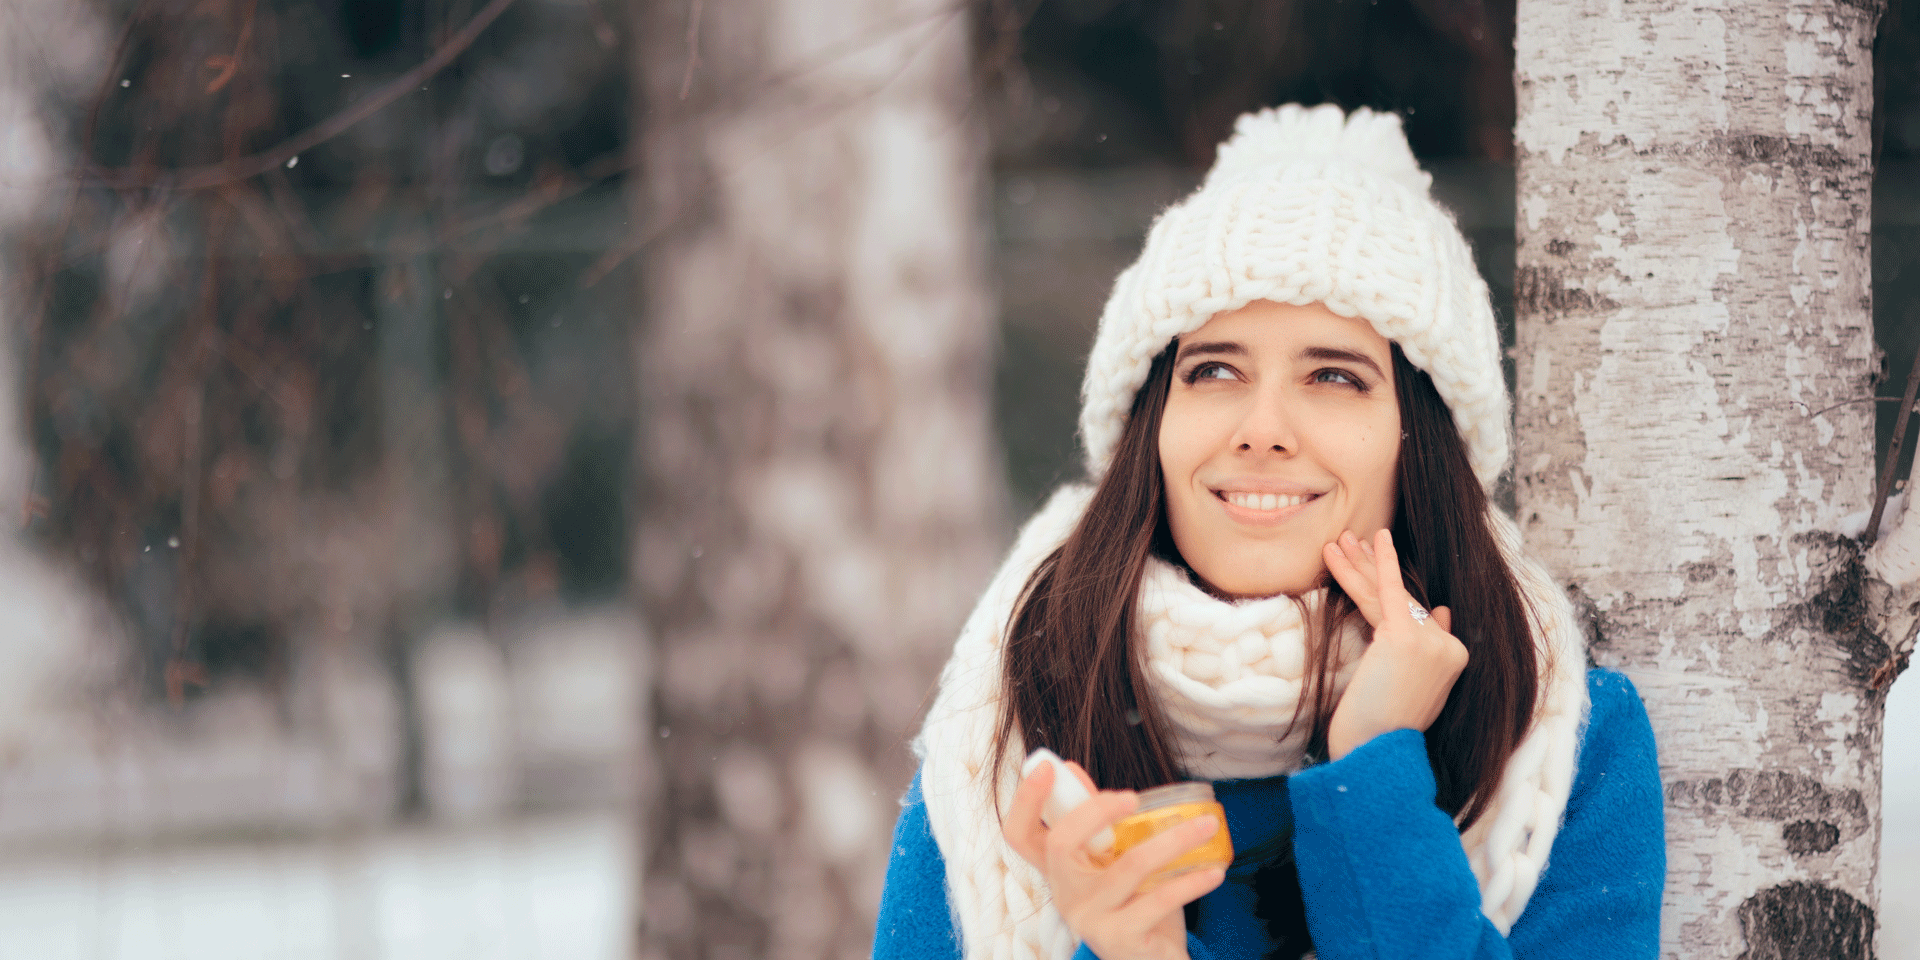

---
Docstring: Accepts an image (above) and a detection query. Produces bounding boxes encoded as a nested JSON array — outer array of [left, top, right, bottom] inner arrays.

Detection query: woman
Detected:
[[873, 105, 1664, 960]]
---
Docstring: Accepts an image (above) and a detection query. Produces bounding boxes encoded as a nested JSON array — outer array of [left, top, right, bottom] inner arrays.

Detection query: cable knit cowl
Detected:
[[1136, 559, 1366, 781]]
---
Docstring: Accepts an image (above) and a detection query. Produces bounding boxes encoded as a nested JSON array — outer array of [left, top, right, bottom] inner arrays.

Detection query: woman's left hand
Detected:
[[1321, 528, 1468, 761], [1002, 759, 1222, 960]]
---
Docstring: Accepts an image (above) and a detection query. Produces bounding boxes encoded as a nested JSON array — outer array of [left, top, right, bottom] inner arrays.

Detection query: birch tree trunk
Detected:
[[630, 2, 1005, 957], [1514, 2, 1919, 956]]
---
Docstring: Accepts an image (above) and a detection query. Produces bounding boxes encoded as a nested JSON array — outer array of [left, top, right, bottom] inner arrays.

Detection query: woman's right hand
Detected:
[[1321, 528, 1468, 761], [1003, 759, 1225, 960]]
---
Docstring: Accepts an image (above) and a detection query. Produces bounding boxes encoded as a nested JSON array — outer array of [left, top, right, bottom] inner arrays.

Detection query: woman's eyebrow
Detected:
[[1299, 345, 1385, 378], [1174, 340, 1246, 362]]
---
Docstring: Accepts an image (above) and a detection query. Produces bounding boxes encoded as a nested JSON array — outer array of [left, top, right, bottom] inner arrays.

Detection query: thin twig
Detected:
[[203, 0, 256, 94], [1865, 347, 1920, 546], [84, 0, 519, 193], [978, 0, 1040, 102], [1801, 394, 1915, 419], [679, 0, 705, 100], [166, 214, 227, 707]]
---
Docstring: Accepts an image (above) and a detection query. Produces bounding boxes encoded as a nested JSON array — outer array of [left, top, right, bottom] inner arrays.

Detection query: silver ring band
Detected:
[[1408, 601, 1430, 623]]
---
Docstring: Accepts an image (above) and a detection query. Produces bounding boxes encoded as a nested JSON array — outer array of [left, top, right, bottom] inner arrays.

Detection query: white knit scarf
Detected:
[[913, 486, 1590, 960]]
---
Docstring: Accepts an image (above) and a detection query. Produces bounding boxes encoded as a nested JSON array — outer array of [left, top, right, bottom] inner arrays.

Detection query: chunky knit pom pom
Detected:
[[1206, 103, 1431, 193]]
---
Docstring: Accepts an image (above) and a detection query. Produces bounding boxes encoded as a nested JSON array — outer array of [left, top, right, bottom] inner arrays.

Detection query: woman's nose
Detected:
[[1232, 389, 1296, 454]]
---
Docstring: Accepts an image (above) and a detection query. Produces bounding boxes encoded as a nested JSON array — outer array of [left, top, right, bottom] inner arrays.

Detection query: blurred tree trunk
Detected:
[[630, 1, 1004, 957], [1514, 2, 1917, 956]]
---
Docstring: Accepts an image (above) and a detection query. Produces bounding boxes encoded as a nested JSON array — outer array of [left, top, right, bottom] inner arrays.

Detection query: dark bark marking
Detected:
[[1833, 0, 1885, 17], [1800, 531, 1894, 687], [1711, 134, 1851, 171], [1782, 820, 1841, 855], [1871, 646, 1912, 691], [1736, 881, 1876, 960], [1515, 265, 1617, 316], [1545, 238, 1575, 258], [1682, 560, 1721, 584], [1566, 582, 1610, 654], [1666, 769, 1868, 829]]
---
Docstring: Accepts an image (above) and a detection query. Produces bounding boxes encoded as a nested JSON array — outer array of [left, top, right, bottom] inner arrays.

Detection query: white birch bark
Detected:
[[1514, 2, 1920, 956], [631, 1, 1005, 956]]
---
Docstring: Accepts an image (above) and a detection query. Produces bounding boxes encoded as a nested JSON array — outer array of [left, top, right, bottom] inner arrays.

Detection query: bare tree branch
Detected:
[[83, 0, 520, 193], [1867, 345, 1920, 546]]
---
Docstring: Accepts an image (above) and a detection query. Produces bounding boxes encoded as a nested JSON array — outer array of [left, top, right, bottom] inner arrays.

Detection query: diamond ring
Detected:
[[1408, 601, 1430, 623]]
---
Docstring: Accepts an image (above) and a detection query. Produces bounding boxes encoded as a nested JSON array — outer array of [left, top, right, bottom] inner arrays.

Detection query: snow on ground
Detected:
[[0, 812, 630, 960], [0, 600, 642, 960]]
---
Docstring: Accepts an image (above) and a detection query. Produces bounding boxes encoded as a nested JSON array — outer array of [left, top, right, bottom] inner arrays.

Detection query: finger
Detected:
[[1050, 790, 1137, 865], [1054, 793, 1176, 916], [1323, 539, 1356, 584], [1341, 531, 1384, 619], [1338, 532, 1378, 583], [1372, 528, 1414, 619], [1103, 814, 1221, 897], [1339, 532, 1381, 592], [1057, 759, 1113, 853], [1096, 865, 1227, 948], [1431, 605, 1453, 634], [1324, 540, 1382, 626], [1323, 543, 1374, 624], [1128, 864, 1227, 919], [1004, 763, 1054, 867]]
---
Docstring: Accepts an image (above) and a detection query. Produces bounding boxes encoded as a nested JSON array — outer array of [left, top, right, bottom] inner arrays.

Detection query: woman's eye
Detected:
[[1311, 368, 1365, 388], [1184, 362, 1237, 383]]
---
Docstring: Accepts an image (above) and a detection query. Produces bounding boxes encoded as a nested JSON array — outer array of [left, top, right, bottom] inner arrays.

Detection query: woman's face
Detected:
[[1158, 300, 1401, 598]]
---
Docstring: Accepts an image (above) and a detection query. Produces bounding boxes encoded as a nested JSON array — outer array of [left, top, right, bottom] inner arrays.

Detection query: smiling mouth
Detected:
[[1217, 491, 1319, 512]]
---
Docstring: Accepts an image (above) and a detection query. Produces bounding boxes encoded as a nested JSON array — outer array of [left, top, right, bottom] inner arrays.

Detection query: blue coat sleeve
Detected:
[[1287, 668, 1664, 960], [873, 772, 964, 960]]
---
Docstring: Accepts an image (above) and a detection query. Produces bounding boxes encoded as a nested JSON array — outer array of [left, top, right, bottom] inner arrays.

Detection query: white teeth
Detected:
[[1225, 492, 1310, 511]]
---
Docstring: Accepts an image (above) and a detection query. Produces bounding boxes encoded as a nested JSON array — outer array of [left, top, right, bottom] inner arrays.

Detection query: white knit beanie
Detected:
[[1079, 103, 1510, 487]]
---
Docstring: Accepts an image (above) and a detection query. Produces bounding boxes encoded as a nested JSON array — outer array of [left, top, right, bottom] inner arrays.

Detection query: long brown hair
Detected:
[[990, 339, 1539, 828]]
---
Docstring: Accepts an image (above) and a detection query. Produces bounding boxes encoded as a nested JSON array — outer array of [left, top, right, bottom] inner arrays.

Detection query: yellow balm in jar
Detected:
[[1095, 782, 1232, 889]]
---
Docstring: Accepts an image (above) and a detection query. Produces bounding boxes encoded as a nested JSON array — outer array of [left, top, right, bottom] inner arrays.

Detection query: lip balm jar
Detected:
[[1094, 782, 1232, 889]]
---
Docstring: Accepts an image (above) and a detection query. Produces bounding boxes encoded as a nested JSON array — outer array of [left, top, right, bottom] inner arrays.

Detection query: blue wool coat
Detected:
[[873, 668, 1663, 960]]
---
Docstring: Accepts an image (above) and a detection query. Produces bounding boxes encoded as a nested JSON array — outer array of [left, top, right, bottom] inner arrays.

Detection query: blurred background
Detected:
[[0, 0, 1911, 957]]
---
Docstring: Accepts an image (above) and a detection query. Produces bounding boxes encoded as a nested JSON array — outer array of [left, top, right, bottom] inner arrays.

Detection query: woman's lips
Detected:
[[1213, 489, 1320, 526]]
